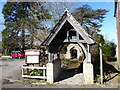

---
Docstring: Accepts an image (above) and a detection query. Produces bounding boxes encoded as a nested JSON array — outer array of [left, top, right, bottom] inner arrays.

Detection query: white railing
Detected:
[[22, 64, 47, 79]]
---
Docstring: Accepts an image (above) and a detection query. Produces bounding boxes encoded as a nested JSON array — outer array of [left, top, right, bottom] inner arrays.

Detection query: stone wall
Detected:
[[116, 1, 120, 67], [46, 59, 61, 83], [83, 60, 94, 84]]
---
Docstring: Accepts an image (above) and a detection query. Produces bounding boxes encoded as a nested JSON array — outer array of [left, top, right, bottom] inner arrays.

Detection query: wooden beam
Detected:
[[77, 32, 79, 40], [99, 43, 103, 84], [22, 75, 47, 79], [64, 39, 86, 43], [22, 65, 46, 69]]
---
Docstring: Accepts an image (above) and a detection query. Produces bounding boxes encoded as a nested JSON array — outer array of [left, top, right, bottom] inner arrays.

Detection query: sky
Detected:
[[0, 1, 116, 44], [82, 2, 116, 43], [0, 2, 5, 41]]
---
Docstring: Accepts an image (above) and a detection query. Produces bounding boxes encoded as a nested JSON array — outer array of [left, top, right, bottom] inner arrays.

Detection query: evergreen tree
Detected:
[[2, 2, 51, 53], [72, 4, 108, 35], [72, 4, 111, 59]]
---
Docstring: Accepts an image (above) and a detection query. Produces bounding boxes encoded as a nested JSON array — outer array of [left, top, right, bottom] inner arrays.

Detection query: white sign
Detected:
[[26, 56, 39, 63]]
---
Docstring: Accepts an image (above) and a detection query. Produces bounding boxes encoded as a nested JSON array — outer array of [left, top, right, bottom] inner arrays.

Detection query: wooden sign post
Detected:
[[99, 43, 103, 84]]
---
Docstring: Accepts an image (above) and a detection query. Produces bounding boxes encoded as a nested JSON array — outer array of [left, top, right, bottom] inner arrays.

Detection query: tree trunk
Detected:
[[20, 29, 25, 52]]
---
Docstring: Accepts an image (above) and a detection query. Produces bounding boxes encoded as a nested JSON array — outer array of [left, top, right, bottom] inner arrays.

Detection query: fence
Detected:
[[22, 64, 47, 79]]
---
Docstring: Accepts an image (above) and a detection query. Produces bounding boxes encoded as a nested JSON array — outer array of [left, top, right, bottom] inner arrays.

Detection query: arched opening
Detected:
[[70, 48, 77, 59], [54, 43, 86, 82], [58, 43, 85, 68]]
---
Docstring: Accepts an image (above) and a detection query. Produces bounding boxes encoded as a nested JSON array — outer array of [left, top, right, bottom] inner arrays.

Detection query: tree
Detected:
[[102, 44, 111, 57], [44, 2, 76, 27], [2, 2, 51, 53], [107, 41, 116, 57], [2, 28, 20, 54], [72, 4, 108, 35], [72, 4, 110, 60]]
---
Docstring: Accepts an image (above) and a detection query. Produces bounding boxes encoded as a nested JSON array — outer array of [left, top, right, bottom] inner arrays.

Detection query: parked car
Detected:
[[10, 51, 25, 58]]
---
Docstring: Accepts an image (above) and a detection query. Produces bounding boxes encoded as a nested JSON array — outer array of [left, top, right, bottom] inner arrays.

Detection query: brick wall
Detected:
[[116, 1, 120, 67]]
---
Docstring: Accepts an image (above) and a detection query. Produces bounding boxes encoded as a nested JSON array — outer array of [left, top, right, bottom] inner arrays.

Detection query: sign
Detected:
[[24, 49, 40, 64], [26, 56, 40, 64]]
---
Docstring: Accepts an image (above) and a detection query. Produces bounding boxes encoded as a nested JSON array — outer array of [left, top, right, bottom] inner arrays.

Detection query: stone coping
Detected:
[[24, 49, 40, 52]]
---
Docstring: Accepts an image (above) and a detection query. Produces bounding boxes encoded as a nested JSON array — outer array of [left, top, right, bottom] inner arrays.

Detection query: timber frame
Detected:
[[42, 10, 95, 62], [42, 10, 95, 84]]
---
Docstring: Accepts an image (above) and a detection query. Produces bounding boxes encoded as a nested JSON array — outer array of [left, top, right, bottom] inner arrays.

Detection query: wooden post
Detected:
[[43, 69, 46, 80], [48, 52, 51, 62], [87, 44, 90, 53], [99, 43, 103, 84], [67, 30, 69, 40], [22, 64, 23, 76]]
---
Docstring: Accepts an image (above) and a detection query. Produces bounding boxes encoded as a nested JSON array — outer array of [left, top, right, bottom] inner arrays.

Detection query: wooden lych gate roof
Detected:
[[42, 10, 95, 46]]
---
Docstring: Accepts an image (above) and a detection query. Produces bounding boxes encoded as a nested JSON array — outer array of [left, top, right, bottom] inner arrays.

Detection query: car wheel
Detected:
[[18, 57, 21, 59]]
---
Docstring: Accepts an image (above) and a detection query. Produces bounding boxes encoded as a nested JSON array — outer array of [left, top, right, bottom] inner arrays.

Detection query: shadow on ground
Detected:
[[56, 58, 119, 84], [93, 59, 120, 83], [55, 62, 83, 82]]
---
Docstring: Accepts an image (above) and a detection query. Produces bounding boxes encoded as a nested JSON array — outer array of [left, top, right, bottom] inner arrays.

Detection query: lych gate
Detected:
[[42, 10, 95, 84]]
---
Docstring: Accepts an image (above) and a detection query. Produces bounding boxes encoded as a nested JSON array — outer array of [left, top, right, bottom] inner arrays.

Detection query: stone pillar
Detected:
[[83, 52, 94, 84], [46, 59, 61, 84], [83, 60, 94, 84], [46, 63, 54, 84]]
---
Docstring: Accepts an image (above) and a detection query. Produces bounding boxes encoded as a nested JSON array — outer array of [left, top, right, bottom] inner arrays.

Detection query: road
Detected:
[[0, 58, 25, 88], [1, 58, 25, 79]]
